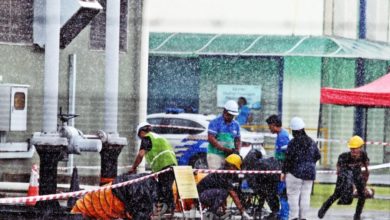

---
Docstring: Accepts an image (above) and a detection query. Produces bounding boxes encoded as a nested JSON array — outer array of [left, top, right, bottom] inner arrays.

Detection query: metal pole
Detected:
[[104, 0, 120, 133], [138, 0, 149, 172], [43, 0, 60, 133], [363, 107, 368, 151], [67, 54, 77, 174]]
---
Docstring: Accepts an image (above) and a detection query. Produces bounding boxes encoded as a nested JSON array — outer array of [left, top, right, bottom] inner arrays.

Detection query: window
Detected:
[[168, 118, 205, 135], [14, 92, 26, 110], [147, 117, 170, 134]]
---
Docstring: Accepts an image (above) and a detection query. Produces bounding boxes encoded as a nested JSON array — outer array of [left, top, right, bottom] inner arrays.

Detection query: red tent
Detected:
[[320, 73, 390, 107]]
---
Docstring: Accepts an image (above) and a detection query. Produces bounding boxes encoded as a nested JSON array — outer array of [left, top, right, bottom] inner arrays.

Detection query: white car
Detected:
[[146, 112, 265, 168]]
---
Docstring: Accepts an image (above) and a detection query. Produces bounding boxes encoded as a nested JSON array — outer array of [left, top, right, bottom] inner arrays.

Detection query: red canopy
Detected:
[[320, 73, 390, 107]]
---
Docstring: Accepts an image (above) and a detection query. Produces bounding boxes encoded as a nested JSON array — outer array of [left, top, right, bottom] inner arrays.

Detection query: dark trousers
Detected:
[[256, 187, 280, 214], [157, 168, 176, 210], [320, 173, 366, 217], [200, 189, 229, 214]]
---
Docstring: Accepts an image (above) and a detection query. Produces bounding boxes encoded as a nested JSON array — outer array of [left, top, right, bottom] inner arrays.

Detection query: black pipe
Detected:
[[35, 145, 66, 212], [100, 144, 124, 185]]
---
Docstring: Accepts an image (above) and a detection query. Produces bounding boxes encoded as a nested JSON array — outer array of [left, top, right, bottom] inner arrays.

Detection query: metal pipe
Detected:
[[104, 0, 120, 133], [67, 54, 77, 173], [138, 0, 149, 172], [43, 0, 61, 133]]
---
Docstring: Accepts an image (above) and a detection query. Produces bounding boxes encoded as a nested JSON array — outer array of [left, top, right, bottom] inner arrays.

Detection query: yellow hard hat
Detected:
[[225, 154, 242, 170], [348, 135, 364, 149]]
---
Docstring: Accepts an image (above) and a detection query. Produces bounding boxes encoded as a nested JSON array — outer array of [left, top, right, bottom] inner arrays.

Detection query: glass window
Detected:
[[14, 92, 26, 110], [168, 118, 205, 135], [147, 117, 170, 134]]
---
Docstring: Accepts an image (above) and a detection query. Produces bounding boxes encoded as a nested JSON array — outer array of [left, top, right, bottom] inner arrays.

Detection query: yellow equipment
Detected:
[[71, 183, 130, 219]]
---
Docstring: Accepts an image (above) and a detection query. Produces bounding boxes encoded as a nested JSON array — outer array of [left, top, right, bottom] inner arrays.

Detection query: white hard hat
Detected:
[[290, 117, 305, 130], [136, 122, 151, 136], [224, 100, 239, 116]]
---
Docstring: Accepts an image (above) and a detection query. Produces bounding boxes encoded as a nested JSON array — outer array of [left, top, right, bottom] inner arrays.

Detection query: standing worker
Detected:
[[197, 154, 251, 219], [266, 114, 290, 219], [318, 135, 369, 220], [266, 114, 290, 161], [207, 100, 241, 169], [237, 97, 253, 125], [281, 117, 321, 220], [129, 122, 178, 215]]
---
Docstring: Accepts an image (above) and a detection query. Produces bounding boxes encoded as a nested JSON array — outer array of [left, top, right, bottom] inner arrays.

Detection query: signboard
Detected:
[[217, 84, 262, 108], [172, 166, 199, 199]]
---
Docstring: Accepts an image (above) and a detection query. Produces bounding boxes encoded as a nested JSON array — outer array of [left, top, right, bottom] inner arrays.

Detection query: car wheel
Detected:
[[189, 153, 208, 169]]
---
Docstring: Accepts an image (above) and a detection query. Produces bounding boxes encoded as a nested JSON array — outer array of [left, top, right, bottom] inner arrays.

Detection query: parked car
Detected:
[[146, 112, 265, 168]]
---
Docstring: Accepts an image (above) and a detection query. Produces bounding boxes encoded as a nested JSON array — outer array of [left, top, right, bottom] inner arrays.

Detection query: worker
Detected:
[[281, 117, 321, 220], [236, 97, 253, 125], [318, 135, 369, 220], [266, 114, 290, 161], [129, 122, 178, 216], [207, 100, 241, 169], [266, 114, 290, 219], [197, 154, 251, 220]]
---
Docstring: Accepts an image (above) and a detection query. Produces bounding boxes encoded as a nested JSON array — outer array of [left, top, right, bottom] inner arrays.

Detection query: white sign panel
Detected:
[[217, 85, 261, 108]]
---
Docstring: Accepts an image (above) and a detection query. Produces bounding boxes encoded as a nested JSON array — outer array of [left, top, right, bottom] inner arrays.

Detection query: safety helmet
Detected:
[[348, 135, 364, 149], [136, 122, 151, 136], [290, 117, 305, 130], [224, 100, 239, 116], [225, 154, 242, 170]]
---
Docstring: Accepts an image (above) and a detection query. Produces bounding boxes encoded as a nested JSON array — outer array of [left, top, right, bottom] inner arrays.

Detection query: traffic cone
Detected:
[[67, 167, 81, 208], [26, 164, 39, 206]]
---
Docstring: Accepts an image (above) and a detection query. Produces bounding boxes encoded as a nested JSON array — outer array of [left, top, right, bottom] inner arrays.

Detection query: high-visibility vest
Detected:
[[145, 132, 177, 172]]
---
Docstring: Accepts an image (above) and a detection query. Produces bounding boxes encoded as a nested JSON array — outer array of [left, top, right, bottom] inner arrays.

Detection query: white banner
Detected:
[[217, 84, 261, 108]]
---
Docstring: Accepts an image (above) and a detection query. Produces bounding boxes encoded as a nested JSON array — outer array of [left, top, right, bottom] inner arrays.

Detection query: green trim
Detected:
[[149, 32, 390, 60]]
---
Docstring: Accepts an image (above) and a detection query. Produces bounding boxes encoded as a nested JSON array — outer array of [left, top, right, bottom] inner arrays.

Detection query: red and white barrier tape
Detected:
[[263, 133, 390, 147], [57, 165, 132, 171], [2, 163, 389, 204], [0, 168, 170, 204], [315, 138, 390, 147], [194, 169, 335, 175], [149, 124, 390, 147]]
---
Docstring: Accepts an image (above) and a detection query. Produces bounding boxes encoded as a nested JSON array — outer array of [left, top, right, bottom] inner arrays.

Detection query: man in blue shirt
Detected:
[[266, 114, 290, 161], [207, 100, 241, 169], [266, 114, 290, 220], [236, 97, 253, 125]]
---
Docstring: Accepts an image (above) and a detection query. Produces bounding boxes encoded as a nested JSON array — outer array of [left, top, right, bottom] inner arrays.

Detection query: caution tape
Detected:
[[263, 133, 390, 147], [2, 163, 389, 204], [149, 124, 390, 147], [57, 165, 132, 171], [0, 168, 170, 204], [194, 162, 390, 175], [315, 138, 390, 147], [194, 169, 334, 175]]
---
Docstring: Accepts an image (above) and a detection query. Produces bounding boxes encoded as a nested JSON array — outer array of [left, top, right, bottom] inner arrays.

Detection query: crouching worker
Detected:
[[243, 148, 281, 220], [71, 173, 158, 220], [197, 154, 251, 220], [129, 122, 178, 215], [318, 135, 369, 220]]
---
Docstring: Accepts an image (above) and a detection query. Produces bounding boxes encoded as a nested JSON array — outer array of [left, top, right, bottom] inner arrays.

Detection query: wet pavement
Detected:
[[170, 208, 390, 219]]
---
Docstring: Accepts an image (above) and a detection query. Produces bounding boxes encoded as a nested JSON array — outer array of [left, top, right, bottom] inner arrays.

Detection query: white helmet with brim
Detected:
[[224, 100, 239, 116]]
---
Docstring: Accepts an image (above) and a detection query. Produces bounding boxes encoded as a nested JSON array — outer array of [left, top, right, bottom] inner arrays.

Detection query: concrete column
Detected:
[[104, 0, 120, 133], [43, 0, 60, 133]]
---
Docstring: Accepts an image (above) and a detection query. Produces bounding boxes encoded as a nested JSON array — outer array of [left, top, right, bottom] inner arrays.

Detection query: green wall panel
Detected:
[[198, 56, 280, 124], [282, 56, 322, 137]]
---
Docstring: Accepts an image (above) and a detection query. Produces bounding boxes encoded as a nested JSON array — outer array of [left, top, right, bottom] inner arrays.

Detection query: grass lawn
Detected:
[[311, 183, 390, 211]]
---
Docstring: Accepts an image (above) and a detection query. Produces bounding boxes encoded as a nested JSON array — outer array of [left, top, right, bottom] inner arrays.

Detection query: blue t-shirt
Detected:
[[236, 105, 251, 125], [275, 128, 290, 161], [208, 115, 241, 156]]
